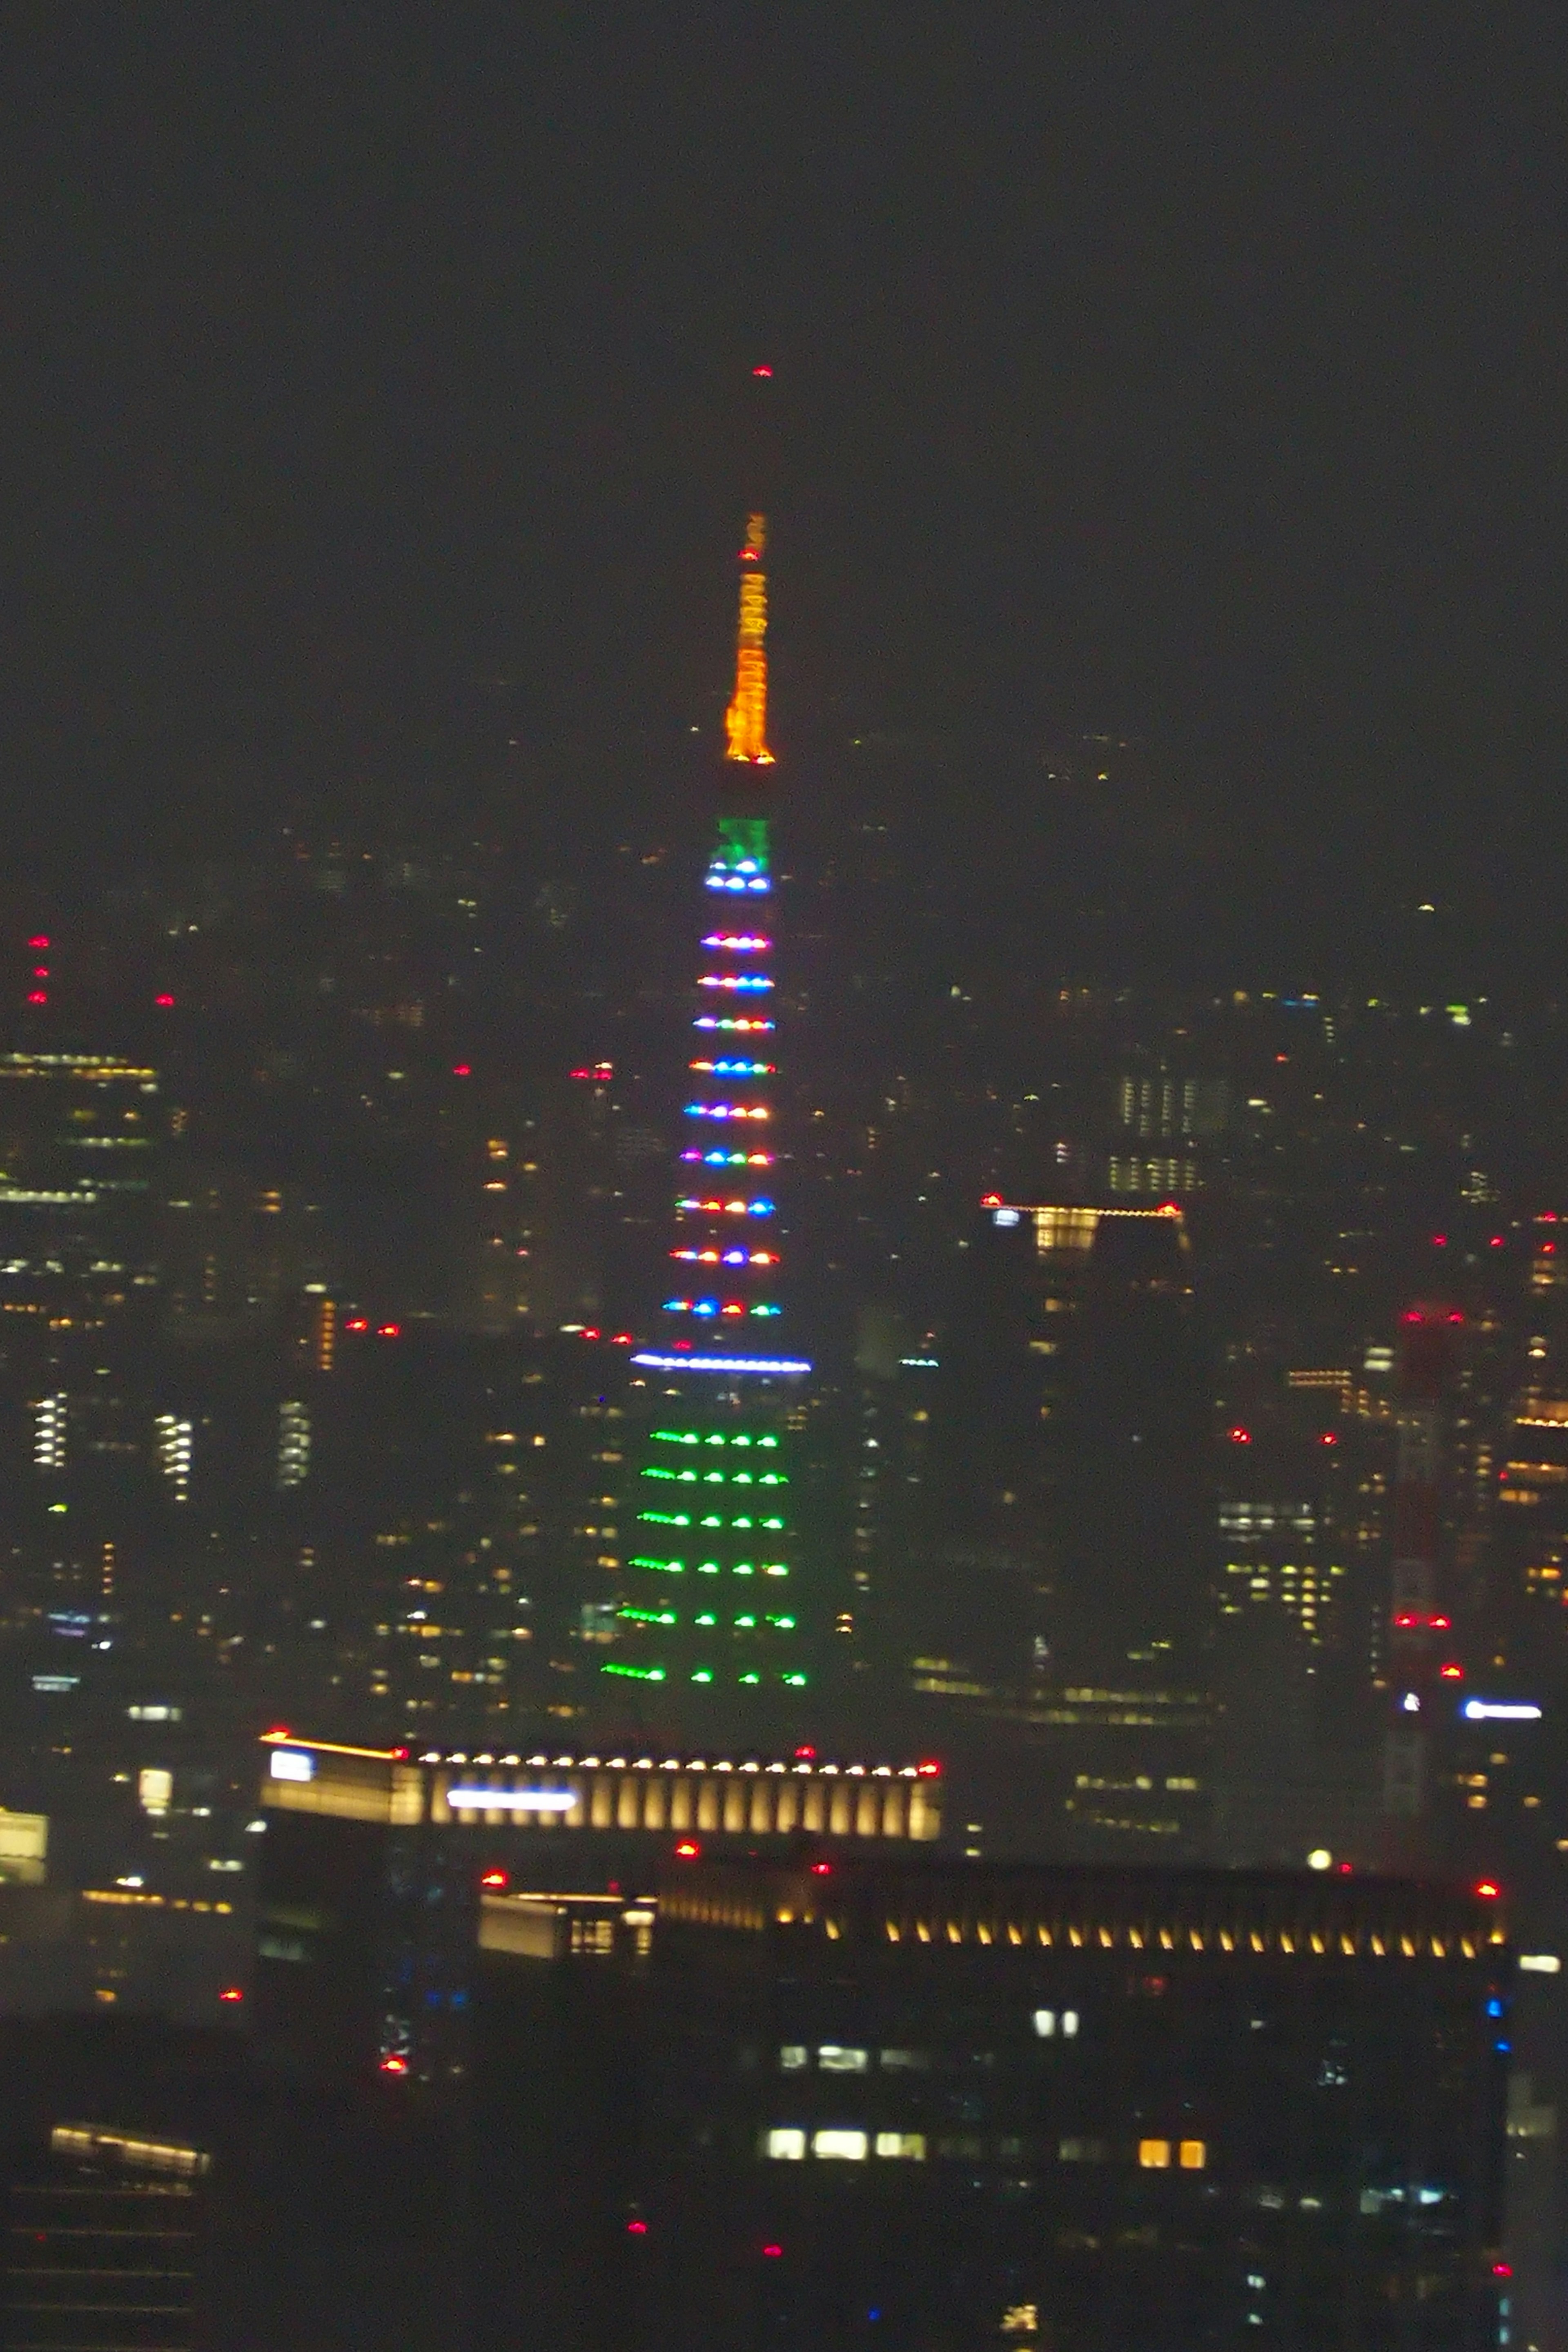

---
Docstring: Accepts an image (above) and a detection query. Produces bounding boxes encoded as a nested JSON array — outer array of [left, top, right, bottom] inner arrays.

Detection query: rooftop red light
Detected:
[[674, 1839, 701, 1859], [154, 993, 174, 1007], [1475, 1880, 1501, 1900], [218, 1986, 244, 2002]]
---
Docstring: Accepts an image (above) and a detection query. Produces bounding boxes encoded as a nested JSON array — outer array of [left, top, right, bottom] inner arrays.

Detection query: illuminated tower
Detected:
[[605, 394, 812, 1726]]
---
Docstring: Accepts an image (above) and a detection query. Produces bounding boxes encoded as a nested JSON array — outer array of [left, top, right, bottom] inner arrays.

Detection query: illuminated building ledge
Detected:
[[656, 1859, 1506, 1961], [632, 1352, 811, 1375], [259, 1735, 943, 1838], [51, 2125, 210, 2178], [81, 1889, 235, 1914]]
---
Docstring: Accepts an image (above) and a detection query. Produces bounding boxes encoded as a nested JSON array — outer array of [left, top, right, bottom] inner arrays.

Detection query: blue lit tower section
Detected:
[[606, 490, 813, 1720]]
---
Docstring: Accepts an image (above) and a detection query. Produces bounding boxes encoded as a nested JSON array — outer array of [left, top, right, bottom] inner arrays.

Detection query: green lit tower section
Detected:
[[607, 488, 813, 1721]]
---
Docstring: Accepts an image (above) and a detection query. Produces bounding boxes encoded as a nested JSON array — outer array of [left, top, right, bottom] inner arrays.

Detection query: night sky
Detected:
[[3, 7, 1568, 901]]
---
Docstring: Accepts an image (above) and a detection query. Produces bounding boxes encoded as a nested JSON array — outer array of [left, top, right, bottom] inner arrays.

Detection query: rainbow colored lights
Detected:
[[676, 1196, 775, 1216], [604, 507, 809, 1698], [662, 1298, 783, 1318], [670, 1247, 778, 1264]]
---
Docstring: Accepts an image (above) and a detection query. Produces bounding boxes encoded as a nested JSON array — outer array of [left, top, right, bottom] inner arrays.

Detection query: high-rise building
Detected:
[[604, 425, 815, 1732], [466, 1851, 1511, 2352]]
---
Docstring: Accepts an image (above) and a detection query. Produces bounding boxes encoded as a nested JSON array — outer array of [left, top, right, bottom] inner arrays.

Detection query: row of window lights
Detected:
[[874, 1920, 1486, 1958], [639, 1513, 786, 1528], [653, 1430, 781, 1448], [643, 1466, 787, 1482], [603, 1664, 807, 1686], [419, 1753, 930, 1775], [628, 1556, 788, 1576], [619, 1609, 795, 1629], [781, 2020, 1077, 2074], [762, 2129, 1204, 2167]]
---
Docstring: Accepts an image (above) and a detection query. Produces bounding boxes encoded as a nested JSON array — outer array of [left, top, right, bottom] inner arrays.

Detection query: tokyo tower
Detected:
[[602, 371, 813, 1728]]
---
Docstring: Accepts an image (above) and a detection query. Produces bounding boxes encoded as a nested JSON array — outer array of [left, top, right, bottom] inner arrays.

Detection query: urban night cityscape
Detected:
[[2, 10, 1568, 2348]]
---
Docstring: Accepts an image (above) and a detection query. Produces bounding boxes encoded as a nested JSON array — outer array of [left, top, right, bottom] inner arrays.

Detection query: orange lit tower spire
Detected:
[[724, 512, 775, 767]]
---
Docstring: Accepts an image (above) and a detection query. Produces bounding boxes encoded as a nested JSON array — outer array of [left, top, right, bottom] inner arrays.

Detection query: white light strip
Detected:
[[631, 1352, 811, 1375], [1463, 1700, 1543, 1722], [447, 1788, 577, 1811], [1519, 1953, 1561, 1974]]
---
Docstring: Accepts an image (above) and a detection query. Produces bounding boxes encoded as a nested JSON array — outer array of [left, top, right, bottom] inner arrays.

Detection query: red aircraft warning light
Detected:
[[809, 1860, 833, 1877], [218, 1987, 244, 2003], [1474, 1880, 1501, 1900], [479, 1869, 508, 1890], [674, 1839, 701, 1860]]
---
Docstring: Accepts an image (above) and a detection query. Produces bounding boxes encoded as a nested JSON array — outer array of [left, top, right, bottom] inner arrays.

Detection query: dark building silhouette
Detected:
[[466, 1850, 1510, 2352]]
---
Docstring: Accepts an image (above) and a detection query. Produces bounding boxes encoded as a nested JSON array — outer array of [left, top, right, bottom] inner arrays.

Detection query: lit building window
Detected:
[[154, 1413, 192, 1503], [873, 2132, 926, 2159], [276, 1399, 311, 1490], [763, 2128, 806, 2160], [778, 2045, 808, 2071], [817, 2045, 868, 2072], [1179, 2139, 1207, 2169], [811, 2129, 868, 2160], [1138, 2138, 1172, 2168], [33, 1391, 66, 1473]]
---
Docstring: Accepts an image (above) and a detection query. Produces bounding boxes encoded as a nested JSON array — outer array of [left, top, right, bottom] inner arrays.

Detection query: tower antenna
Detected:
[[724, 368, 776, 767]]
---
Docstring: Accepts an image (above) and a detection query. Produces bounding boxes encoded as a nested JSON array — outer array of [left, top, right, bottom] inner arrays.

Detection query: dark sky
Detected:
[[3, 6, 1568, 888]]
